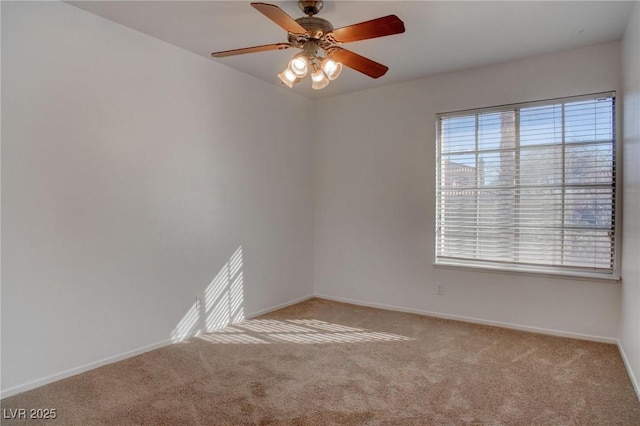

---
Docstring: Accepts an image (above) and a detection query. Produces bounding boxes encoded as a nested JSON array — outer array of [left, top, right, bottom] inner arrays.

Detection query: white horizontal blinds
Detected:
[[436, 94, 615, 274]]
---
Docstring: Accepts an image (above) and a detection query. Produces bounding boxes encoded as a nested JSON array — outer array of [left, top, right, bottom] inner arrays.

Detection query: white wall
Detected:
[[1, 1, 314, 395], [621, 2, 640, 396], [314, 42, 622, 340]]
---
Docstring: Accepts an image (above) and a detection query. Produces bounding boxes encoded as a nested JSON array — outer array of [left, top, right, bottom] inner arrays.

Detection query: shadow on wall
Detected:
[[171, 246, 244, 342]]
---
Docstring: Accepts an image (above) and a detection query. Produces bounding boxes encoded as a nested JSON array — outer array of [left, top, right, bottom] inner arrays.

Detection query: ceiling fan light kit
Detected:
[[211, 1, 405, 90]]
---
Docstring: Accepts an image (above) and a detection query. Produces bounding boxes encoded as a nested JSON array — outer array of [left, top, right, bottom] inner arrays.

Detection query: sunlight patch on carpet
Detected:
[[196, 318, 413, 345]]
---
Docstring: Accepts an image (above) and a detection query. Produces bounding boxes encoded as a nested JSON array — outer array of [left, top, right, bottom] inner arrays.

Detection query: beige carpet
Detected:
[[2, 298, 639, 425]]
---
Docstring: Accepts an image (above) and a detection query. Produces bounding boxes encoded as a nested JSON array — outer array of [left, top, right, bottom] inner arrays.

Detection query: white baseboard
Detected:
[[314, 293, 619, 345], [0, 338, 172, 400], [0, 293, 315, 400], [246, 293, 315, 319], [617, 340, 640, 402]]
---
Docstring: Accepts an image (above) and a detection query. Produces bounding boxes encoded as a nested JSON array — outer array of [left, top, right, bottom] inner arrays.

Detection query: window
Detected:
[[435, 93, 617, 278]]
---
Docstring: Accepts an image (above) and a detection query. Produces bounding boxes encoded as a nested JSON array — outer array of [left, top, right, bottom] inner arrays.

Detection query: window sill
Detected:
[[433, 260, 620, 283]]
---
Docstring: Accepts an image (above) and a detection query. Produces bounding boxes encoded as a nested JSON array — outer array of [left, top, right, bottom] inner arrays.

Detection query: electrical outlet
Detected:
[[195, 296, 201, 310], [436, 283, 445, 295]]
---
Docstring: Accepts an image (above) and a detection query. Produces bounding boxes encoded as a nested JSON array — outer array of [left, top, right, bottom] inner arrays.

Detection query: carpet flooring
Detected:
[[2, 298, 640, 425]]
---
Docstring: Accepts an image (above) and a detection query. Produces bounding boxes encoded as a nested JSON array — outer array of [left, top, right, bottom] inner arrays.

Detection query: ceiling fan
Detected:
[[211, 1, 405, 90]]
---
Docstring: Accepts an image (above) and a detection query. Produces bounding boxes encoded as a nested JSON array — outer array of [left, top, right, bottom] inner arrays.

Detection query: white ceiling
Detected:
[[67, 1, 635, 99]]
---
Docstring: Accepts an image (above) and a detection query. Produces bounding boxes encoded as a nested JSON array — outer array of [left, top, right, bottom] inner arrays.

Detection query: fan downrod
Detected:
[[298, 1, 323, 16]]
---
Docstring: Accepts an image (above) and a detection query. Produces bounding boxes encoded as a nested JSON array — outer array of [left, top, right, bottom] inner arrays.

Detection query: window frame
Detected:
[[434, 92, 620, 282]]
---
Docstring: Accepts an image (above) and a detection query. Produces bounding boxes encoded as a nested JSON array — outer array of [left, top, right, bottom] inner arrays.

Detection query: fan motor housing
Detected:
[[291, 17, 333, 41]]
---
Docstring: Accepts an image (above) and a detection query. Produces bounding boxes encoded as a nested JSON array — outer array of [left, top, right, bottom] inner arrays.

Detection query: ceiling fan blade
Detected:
[[211, 43, 291, 58], [330, 15, 405, 43], [329, 47, 389, 79], [251, 2, 307, 34]]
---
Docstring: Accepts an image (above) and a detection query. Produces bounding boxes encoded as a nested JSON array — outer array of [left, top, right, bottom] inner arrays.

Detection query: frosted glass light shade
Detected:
[[289, 55, 308, 78], [278, 68, 298, 88], [311, 69, 329, 90], [321, 58, 342, 80]]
